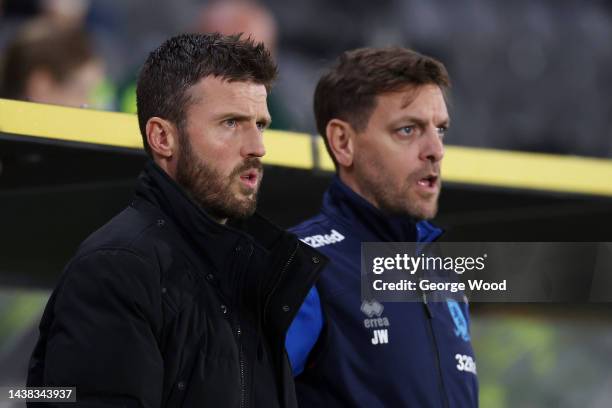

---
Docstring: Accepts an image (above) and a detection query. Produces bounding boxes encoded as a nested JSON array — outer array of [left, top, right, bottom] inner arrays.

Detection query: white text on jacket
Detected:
[[301, 229, 345, 248]]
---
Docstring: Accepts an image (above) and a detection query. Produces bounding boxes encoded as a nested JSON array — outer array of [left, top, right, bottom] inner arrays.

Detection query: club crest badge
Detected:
[[446, 299, 470, 342]]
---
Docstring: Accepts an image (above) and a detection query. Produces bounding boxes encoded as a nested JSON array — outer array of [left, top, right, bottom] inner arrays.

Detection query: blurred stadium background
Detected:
[[1, 0, 612, 407]]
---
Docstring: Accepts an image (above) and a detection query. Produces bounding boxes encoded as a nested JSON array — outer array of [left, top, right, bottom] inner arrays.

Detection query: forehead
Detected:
[[187, 76, 268, 112], [372, 84, 449, 122]]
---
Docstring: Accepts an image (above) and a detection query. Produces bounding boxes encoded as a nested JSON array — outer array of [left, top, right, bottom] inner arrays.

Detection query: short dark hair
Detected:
[[136, 32, 277, 156], [0, 19, 95, 100], [314, 47, 450, 166]]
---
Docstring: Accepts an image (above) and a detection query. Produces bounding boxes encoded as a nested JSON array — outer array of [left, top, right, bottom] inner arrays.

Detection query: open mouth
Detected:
[[417, 174, 439, 190], [239, 169, 259, 189]]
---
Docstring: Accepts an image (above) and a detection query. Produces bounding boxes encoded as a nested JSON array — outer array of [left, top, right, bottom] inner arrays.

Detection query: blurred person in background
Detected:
[[195, 0, 277, 54], [1, 0, 89, 22], [286, 47, 478, 407], [26, 32, 327, 408], [39, 0, 90, 25], [118, 0, 293, 130], [0, 18, 106, 108]]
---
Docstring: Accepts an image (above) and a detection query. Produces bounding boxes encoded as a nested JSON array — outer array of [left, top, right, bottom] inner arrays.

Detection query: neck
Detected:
[[338, 170, 380, 211]]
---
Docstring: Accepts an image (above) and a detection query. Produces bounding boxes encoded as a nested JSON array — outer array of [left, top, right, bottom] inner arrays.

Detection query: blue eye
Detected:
[[256, 122, 265, 131], [437, 127, 448, 138], [225, 119, 237, 128], [399, 126, 415, 136]]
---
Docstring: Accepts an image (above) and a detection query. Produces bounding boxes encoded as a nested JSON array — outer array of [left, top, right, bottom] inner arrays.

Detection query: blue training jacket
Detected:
[[286, 177, 478, 408]]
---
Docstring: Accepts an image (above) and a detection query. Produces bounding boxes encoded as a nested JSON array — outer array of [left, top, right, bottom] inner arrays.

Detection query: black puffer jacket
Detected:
[[27, 161, 327, 408]]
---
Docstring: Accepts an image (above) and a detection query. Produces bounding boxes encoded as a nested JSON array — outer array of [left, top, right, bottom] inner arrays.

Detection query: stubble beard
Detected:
[[356, 165, 440, 221], [175, 131, 263, 221]]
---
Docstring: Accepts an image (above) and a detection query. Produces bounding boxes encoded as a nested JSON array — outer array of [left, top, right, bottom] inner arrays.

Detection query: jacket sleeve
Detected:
[[28, 249, 164, 408], [285, 286, 323, 376]]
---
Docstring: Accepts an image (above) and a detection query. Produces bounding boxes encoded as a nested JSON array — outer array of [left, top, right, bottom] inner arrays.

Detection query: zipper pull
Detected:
[[422, 291, 434, 319]]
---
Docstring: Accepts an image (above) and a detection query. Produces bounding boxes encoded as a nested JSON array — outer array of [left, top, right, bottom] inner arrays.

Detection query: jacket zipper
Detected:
[[423, 292, 450, 408], [237, 323, 247, 408], [235, 245, 253, 408], [263, 241, 299, 325]]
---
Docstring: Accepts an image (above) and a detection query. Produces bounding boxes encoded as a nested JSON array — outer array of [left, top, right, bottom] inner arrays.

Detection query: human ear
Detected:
[[146, 117, 178, 159], [326, 118, 354, 168]]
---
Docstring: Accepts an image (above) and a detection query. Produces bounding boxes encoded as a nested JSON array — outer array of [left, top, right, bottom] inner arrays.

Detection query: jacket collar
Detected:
[[133, 160, 293, 282], [322, 176, 442, 243]]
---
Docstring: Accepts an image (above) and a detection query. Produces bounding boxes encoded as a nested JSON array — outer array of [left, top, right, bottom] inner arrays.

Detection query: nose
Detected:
[[241, 125, 266, 158], [419, 127, 444, 164]]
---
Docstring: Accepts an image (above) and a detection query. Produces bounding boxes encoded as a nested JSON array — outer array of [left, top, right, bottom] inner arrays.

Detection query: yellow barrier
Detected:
[[443, 146, 612, 197], [0, 98, 141, 149], [2, 98, 612, 196]]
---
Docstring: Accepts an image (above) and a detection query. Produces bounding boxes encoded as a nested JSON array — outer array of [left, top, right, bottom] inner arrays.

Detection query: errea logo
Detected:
[[360, 300, 384, 318], [361, 300, 390, 345], [301, 229, 345, 248]]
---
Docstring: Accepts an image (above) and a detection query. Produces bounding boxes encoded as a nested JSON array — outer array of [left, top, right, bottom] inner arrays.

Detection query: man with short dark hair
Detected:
[[286, 47, 478, 407], [27, 33, 326, 408]]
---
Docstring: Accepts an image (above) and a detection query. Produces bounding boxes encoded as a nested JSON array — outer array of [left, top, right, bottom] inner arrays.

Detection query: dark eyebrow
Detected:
[[216, 112, 272, 128], [391, 116, 450, 128], [438, 118, 451, 128]]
